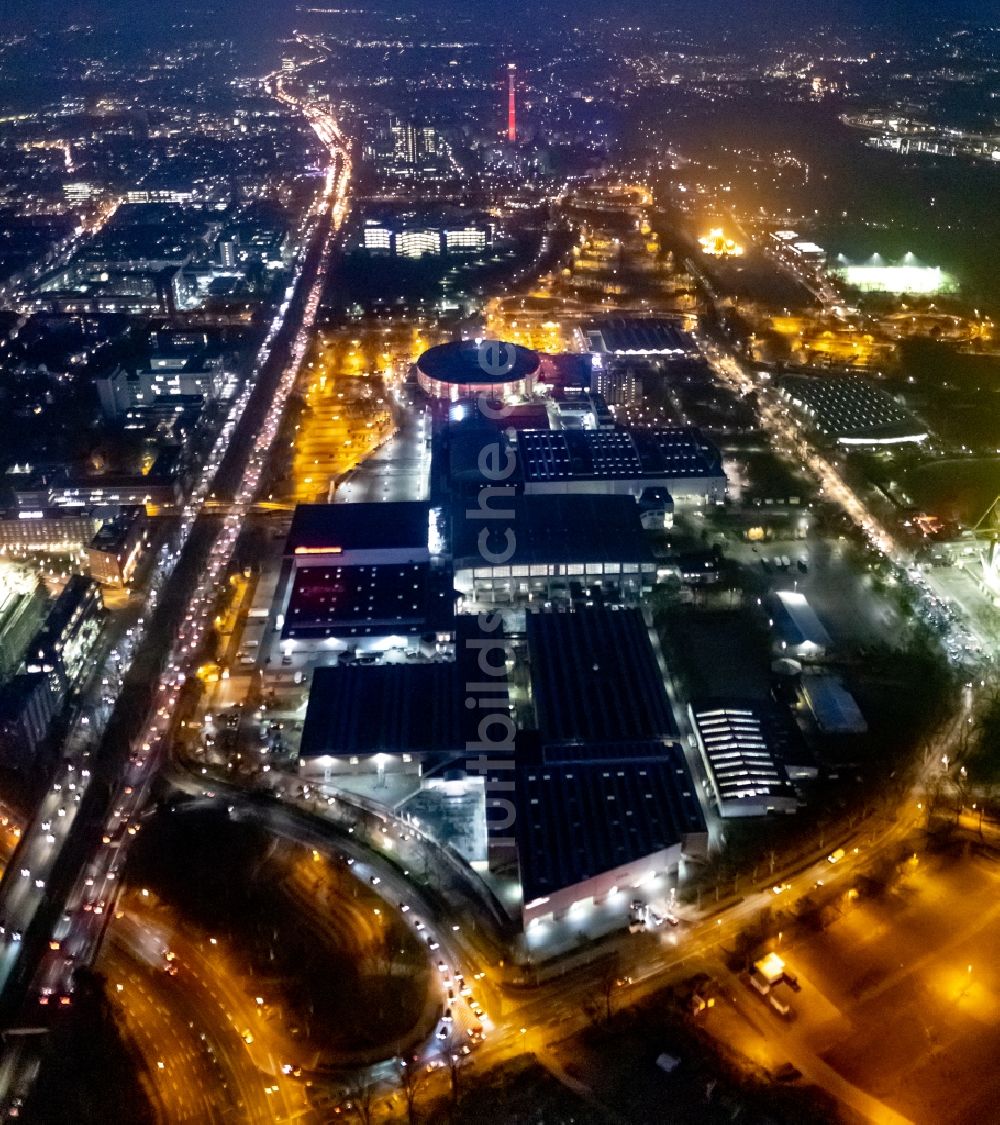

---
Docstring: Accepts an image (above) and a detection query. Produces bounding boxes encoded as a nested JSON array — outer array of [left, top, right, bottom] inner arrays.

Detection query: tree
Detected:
[[342, 1077, 378, 1125], [437, 1031, 468, 1106], [596, 952, 622, 1025], [396, 1055, 428, 1125]]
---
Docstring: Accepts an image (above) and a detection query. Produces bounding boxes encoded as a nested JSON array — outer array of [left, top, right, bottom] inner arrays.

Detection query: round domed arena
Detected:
[[416, 339, 540, 401]]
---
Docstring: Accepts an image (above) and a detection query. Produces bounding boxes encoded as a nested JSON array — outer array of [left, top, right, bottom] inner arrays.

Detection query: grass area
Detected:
[[963, 688, 1000, 785], [841, 644, 955, 774], [426, 1056, 611, 1125], [127, 807, 429, 1056], [901, 458, 1000, 525], [549, 981, 839, 1124], [743, 449, 815, 504], [656, 604, 771, 700], [897, 338, 1000, 396]]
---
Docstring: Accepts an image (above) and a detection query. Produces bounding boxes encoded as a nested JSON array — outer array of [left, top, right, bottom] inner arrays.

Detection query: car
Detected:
[[436, 961, 447, 973], [827, 849, 845, 865], [370, 875, 381, 886], [775, 1063, 803, 1083], [428, 940, 440, 951]]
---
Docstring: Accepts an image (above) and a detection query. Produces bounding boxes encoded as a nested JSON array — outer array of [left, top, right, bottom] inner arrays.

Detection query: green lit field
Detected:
[[832, 254, 958, 295]]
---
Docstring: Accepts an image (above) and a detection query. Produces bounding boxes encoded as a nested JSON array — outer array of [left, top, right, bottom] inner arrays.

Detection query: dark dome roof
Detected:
[[417, 339, 539, 386]]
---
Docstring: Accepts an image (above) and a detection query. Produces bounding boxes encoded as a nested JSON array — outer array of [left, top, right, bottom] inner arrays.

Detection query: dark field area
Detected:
[[25, 972, 154, 1125], [901, 458, 1000, 525], [126, 807, 431, 1056], [549, 981, 840, 1124]]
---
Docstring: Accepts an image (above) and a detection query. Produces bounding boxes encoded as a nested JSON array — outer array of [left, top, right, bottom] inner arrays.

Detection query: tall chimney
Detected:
[[507, 63, 517, 143]]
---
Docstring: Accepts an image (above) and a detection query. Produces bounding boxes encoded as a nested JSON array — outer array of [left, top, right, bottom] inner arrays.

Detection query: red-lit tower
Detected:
[[506, 62, 517, 143]]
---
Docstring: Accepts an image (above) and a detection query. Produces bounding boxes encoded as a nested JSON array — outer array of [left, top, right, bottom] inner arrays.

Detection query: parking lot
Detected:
[[710, 844, 1000, 1124], [719, 532, 907, 653]]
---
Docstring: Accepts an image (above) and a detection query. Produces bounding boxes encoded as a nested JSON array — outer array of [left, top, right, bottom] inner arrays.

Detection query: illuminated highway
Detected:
[[0, 59, 353, 1119], [161, 766, 927, 1123], [105, 906, 311, 1124]]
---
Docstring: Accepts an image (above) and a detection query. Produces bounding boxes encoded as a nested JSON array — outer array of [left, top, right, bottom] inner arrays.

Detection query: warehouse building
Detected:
[[778, 375, 928, 446], [441, 418, 726, 506], [579, 318, 695, 357], [274, 502, 454, 657], [801, 675, 868, 734], [515, 608, 706, 928], [770, 590, 832, 659], [515, 426, 726, 504], [451, 493, 658, 609], [688, 700, 808, 819]]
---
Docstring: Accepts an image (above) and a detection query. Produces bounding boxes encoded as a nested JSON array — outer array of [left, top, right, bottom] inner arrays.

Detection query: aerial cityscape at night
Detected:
[[1, 1, 1000, 1121]]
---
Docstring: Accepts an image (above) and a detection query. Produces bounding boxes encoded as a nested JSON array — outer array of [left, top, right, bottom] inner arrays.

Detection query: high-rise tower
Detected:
[[506, 63, 517, 143]]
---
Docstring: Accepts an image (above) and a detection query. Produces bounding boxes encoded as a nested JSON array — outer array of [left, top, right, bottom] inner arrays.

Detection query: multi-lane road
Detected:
[[0, 65, 353, 1119]]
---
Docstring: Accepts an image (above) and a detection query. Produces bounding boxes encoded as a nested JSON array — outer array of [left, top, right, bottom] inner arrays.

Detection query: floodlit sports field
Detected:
[[833, 256, 958, 295]]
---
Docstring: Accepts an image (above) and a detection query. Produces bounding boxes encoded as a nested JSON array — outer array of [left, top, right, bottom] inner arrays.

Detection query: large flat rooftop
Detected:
[[285, 502, 430, 557], [526, 607, 679, 748], [779, 374, 927, 445], [282, 561, 452, 639], [300, 663, 463, 759], [583, 318, 694, 356], [517, 426, 723, 484], [450, 493, 654, 568], [516, 753, 705, 902]]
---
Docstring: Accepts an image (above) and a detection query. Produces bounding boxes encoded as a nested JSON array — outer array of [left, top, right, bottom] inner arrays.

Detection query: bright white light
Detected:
[[833, 261, 957, 294]]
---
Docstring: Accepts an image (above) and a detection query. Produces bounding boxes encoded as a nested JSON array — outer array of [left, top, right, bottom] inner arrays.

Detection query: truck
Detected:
[[750, 972, 771, 996], [769, 995, 792, 1018]]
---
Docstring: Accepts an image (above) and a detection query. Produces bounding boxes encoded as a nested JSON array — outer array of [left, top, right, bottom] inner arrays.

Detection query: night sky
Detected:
[[6, 0, 1000, 42]]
